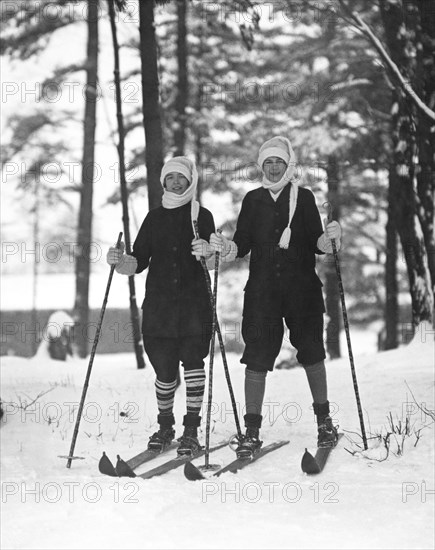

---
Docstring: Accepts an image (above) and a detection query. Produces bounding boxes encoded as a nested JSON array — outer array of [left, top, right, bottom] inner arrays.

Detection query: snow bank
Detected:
[[1, 333, 434, 550]]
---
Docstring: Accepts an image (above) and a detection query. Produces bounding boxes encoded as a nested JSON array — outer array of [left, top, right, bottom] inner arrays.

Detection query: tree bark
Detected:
[[414, 0, 435, 294], [108, 0, 145, 369], [325, 155, 341, 358], [73, 0, 99, 358], [174, 0, 188, 156], [380, 0, 434, 328], [384, 166, 398, 349], [138, 0, 164, 210]]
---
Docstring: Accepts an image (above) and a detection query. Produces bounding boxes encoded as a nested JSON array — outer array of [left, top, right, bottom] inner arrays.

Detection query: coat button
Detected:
[[173, 278, 178, 283], [173, 246, 177, 252], [275, 229, 280, 234]]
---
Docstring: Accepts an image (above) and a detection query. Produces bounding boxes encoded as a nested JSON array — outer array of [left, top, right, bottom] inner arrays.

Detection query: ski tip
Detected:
[[116, 455, 137, 478], [301, 449, 321, 475], [184, 461, 206, 481], [98, 452, 118, 477]]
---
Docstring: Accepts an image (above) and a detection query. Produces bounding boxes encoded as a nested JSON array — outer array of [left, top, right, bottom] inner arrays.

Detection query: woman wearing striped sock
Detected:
[[107, 157, 215, 456]]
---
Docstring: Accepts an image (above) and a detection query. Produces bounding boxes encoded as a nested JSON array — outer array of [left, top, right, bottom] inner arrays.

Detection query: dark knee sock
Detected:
[[245, 368, 267, 416], [303, 360, 328, 404]]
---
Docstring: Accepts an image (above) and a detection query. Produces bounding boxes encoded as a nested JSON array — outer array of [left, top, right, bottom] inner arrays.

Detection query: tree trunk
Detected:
[[384, 166, 399, 349], [32, 177, 40, 356], [380, 0, 434, 328], [193, 14, 206, 203], [324, 155, 341, 358], [108, 0, 145, 369], [194, 73, 204, 203], [73, 0, 99, 358], [174, 0, 188, 156], [414, 0, 435, 295], [138, 0, 164, 210]]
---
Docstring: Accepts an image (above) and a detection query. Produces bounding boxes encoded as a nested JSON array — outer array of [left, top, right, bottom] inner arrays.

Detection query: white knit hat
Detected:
[[258, 136, 296, 174], [160, 156, 193, 185], [258, 136, 298, 250], [160, 156, 200, 237]]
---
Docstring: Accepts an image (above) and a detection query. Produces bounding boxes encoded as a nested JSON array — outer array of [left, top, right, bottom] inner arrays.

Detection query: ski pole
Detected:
[[204, 246, 220, 468], [193, 221, 242, 440], [64, 232, 123, 468], [323, 203, 368, 450]]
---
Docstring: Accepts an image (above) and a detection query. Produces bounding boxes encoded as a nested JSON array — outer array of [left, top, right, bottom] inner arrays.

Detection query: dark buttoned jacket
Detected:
[[233, 182, 325, 319], [132, 203, 215, 337]]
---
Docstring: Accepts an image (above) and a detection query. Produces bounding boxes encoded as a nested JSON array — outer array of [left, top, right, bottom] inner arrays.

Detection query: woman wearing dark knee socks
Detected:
[[210, 136, 342, 458]]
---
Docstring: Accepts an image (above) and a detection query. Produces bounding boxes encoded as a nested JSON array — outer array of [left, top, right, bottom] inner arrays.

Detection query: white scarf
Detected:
[[259, 137, 298, 249]]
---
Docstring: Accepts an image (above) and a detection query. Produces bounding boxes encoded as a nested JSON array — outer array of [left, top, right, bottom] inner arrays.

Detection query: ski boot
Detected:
[[317, 416, 339, 448], [147, 426, 175, 452], [313, 401, 339, 448], [236, 413, 263, 459], [236, 415, 263, 460], [177, 425, 201, 457]]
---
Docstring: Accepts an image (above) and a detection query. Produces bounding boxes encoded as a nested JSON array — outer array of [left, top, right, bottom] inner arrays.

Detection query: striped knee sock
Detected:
[[184, 369, 206, 417], [155, 378, 177, 418]]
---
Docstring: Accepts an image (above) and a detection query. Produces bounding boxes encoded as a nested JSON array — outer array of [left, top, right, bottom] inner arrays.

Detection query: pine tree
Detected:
[[107, 0, 146, 369], [73, 0, 99, 357]]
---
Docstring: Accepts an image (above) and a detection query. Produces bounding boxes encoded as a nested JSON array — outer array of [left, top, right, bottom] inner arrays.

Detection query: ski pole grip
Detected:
[[215, 229, 224, 258], [323, 201, 333, 224], [322, 202, 334, 233], [115, 232, 123, 248]]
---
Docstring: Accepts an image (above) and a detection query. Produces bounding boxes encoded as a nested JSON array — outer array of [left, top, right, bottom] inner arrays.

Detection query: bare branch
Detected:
[[15, 388, 54, 410], [405, 381, 435, 421]]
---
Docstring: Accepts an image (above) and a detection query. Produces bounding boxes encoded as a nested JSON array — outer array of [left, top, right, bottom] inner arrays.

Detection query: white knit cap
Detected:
[[258, 136, 296, 170], [160, 156, 193, 185]]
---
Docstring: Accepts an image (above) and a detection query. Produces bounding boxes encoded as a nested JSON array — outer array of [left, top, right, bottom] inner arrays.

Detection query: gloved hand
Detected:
[[209, 232, 238, 262], [317, 221, 342, 253], [106, 242, 125, 265], [106, 242, 137, 275], [191, 238, 213, 260], [324, 221, 341, 241], [209, 233, 237, 259]]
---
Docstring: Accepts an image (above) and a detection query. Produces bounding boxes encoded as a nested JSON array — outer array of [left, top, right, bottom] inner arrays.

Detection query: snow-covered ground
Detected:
[[1, 324, 434, 550]]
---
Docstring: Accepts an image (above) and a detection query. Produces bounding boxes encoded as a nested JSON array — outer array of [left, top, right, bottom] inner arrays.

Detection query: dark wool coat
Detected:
[[234, 183, 326, 319], [132, 203, 215, 338]]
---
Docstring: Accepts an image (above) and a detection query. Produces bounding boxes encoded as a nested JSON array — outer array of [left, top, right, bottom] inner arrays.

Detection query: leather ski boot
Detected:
[[317, 415, 339, 448], [236, 414, 263, 459], [177, 425, 201, 457], [148, 426, 175, 452], [313, 402, 339, 448]]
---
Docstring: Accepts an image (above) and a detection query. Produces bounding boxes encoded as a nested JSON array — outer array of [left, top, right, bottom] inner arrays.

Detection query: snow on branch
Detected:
[[337, 0, 435, 122]]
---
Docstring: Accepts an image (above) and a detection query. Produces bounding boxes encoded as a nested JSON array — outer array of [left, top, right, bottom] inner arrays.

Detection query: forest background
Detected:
[[1, 0, 434, 366]]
